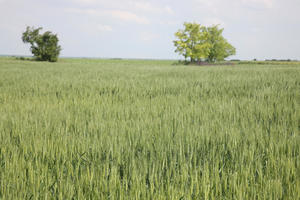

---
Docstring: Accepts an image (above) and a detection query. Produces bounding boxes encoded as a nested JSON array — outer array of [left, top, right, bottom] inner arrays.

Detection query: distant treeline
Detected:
[[264, 59, 296, 62], [230, 59, 298, 62]]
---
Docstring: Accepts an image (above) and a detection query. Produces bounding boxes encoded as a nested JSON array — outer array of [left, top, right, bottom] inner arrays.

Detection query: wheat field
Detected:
[[0, 57, 299, 199]]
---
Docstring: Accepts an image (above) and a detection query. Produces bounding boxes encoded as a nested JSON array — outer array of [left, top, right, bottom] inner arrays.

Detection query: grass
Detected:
[[0, 57, 299, 199]]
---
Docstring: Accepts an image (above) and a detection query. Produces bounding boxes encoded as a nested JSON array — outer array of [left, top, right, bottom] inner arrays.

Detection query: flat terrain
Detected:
[[0, 57, 299, 199]]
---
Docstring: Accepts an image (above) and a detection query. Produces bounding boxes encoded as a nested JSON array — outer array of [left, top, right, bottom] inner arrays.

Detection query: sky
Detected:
[[0, 0, 299, 60]]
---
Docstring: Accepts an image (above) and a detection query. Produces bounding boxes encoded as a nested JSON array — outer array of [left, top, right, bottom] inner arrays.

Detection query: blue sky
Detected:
[[0, 0, 299, 60]]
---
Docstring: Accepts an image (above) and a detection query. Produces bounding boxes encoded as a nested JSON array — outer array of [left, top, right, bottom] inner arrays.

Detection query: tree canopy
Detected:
[[174, 22, 236, 63], [22, 26, 61, 62]]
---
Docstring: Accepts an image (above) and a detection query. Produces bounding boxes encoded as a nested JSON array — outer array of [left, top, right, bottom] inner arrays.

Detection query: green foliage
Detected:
[[174, 22, 236, 63], [0, 58, 299, 199], [174, 22, 211, 62], [22, 26, 61, 62], [205, 25, 236, 62]]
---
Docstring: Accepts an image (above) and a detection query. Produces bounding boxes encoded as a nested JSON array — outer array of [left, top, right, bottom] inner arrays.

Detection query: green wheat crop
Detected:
[[0, 57, 299, 199]]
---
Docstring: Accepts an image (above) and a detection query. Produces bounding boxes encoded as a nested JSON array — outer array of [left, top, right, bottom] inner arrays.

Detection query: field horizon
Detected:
[[1, 55, 299, 63]]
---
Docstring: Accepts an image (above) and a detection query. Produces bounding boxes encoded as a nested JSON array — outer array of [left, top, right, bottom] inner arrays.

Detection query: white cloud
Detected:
[[203, 18, 226, 27], [132, 1, 159, 12], [103, 10, 150, 24], [193, 0, 274, 14], [69, 22, 113, 37], [70, 0, 99, 5], [159, 20, 180, 26], [96, 24, 113, 32], [140, 32, 159, 41], [165, 6, 174, 15], [242, 0, 274, 8], [251, 27, 260, 33], [66, 8, 150, 24], [68, 0, 174, 15], [131, 2, 175, 14]]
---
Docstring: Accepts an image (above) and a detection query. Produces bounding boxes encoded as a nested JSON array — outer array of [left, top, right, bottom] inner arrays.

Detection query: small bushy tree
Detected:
[[174, 22, 236, 63], [22, 26, 61, 62]]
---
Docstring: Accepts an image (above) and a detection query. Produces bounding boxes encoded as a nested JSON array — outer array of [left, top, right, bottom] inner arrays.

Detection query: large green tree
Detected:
[[174, 22, 236, 63], [173, 22, 211, 62], [22, 26, 61, 62], [205, 25, 236, 62]]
